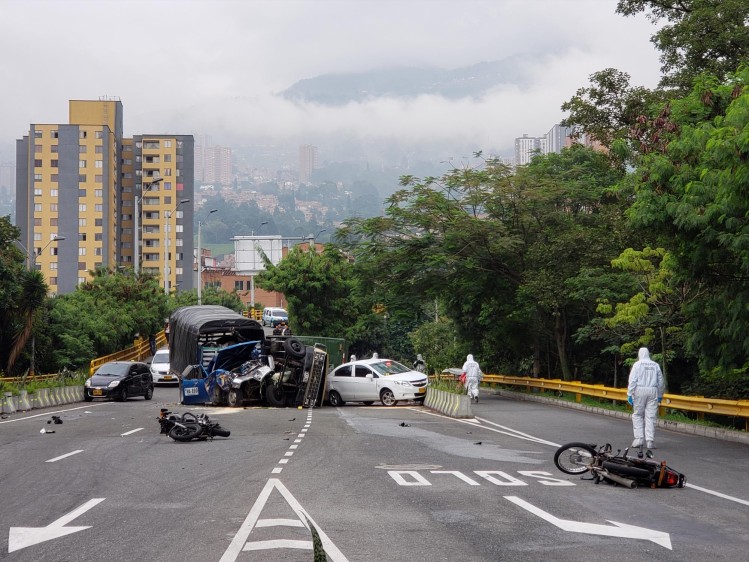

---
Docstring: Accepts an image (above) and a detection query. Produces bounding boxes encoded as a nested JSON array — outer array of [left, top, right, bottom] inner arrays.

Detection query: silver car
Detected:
[[327, 358, 428, 407]]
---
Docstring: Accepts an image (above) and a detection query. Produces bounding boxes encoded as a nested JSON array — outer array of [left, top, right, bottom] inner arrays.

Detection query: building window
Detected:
[[164, 168, 172, 176], [79, 218, 86, 227], [79, 160, 86, 168], [79, 174, 87, 182], [235, 281, 244, 290], [34, 174, 42, 182], [95, 233, 103, 241], [50, 262, 58, 270], [34, 130, 42, 138], [51, 130, 58, 138], [95, 189, 103, 197], [50, 203, 58, 211], [35, 145, 42, 153], [95, 174, 103, 182], [123, 172, 132, 179], [164, 140, 172, 148], [34, 159, 42, 167], [78, 277, 86, 284], [79, 189, 86, 197], [49, 277, 57, 285], [95, 145, 103, 154], [79, 131, 87, 139], [95, 247, 102, 256], [95, 218, 103, 226], [124, 158, 132, 165], [79, 233, 87, 241], [95, 204, 103, 212], [79, 248, 86, 256], [51, 247, 59, 256], [79, 145, 87, 153], [144, 141, 160, 149], [34, 204, 42, 212], [34, 232, 42, 241], [50, 188, 58, 197], [51, 145, 59, 153], [79, 204, 87, 212], [164, 182, 172, 190], [78, 262, 86, 270], [34, 188, 42, 196], [51, 175, 58, 183], [95, 160, 103, 168], [51, 159, 59, 167], [95, 131, 103, 139], [34, 218, 42, 226], [164, 154, 172, 162], [50, 218, 58, 226]]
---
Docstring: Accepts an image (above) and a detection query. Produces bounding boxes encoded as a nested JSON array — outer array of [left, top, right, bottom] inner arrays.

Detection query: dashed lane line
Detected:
[[45, 450, 83, 463]]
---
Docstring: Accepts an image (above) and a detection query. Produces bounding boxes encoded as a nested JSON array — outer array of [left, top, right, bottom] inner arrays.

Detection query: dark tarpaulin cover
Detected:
[[169, 305, 265, 376]]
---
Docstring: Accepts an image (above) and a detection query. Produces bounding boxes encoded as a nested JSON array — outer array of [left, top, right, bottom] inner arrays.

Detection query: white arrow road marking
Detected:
[[8, 498, 105, 553], [45, 450, 83, 463], [505, 496, 672, 550], [220, 478, 348, 562]]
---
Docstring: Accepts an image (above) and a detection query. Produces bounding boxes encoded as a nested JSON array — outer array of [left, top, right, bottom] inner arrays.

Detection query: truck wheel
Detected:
[[266, 384, 287, 407], [283, 338, 307, 359], [228, 388, 243, 408]]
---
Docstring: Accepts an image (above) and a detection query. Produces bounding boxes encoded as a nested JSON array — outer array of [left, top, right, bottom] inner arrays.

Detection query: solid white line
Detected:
[[686, 483, 749, 506], [271, 467, 283, 474], [45, 450, 83, 463], [475, 417, 561, 447], [256, 518, 305, 528], [243, 539, 312, 551], [120, 428, 143, 436], [0, 403, 107, 424]]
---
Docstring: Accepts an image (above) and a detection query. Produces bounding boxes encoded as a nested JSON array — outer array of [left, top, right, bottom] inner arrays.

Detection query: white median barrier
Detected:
[[18, 390, 32, 411], [425, 387, 473, 419], [2, 392, 16, 415]]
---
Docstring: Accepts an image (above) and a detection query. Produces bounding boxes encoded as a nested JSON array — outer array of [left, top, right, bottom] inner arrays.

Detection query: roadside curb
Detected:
[[492, 388, 749, 445]]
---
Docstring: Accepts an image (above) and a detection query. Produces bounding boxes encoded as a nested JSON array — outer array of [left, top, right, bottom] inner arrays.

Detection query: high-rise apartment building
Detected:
[[15, 98, 194, 295], [514, 134, 542, 166], [299, 144, 318, 184], [202, 145, 232, 186]]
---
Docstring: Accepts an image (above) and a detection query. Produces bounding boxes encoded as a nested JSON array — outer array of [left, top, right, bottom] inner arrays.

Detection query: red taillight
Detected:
[[665, 472, 678, 486]]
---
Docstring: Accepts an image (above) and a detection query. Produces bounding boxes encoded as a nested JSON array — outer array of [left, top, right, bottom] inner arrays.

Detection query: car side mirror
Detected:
[[365, 374, 373, 379]]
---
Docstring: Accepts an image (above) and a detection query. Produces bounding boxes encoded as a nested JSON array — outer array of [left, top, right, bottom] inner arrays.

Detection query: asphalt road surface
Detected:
[[1, 386, 747, 561]]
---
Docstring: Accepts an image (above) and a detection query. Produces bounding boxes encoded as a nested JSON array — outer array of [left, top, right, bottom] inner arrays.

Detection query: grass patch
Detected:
[[429, 377, 465, 395]]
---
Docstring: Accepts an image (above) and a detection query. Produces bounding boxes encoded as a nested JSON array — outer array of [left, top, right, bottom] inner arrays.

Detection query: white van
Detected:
[[262, 307, 288, 327], [150, 348, 176, 384]]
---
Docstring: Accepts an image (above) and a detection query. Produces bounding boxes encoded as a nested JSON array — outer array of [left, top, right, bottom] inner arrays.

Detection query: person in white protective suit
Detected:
[[413, 354, 425, 373], [462, 354, 482, 403], [627, 347, 665, 449]]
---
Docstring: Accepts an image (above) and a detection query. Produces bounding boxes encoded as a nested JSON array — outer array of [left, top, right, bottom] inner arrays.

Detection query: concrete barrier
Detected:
[[2, 392, 16, 415], [425, 387, 474, 419], [17, 390, 32, 411]]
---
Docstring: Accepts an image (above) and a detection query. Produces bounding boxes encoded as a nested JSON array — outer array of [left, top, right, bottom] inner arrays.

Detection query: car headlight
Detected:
[[85, 379, 91, 387], [393, 380, 411, 387], [108, 380, 120, 388]]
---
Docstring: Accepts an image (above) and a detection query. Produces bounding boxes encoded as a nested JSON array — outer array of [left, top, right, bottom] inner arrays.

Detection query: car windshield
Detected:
[[152, 352, 169, 365], [370, 360, 410, 376], [94, 363, 129, 376]]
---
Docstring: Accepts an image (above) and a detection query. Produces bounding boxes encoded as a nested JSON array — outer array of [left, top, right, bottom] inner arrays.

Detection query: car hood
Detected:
[[206, 341, 261, 373], [89, 374, 125, 386], [381, 371, 427, 383]]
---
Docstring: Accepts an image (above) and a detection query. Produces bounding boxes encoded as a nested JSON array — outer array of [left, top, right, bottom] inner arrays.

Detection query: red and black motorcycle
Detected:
[[554, 442, 686, 489]]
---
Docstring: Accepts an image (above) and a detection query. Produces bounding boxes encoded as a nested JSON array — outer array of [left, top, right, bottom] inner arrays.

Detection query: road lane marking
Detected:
[[220, 478, 348, 562], [686, 483, 749, 506], [45, 450, 83, 463], [505, 495, 672, 549], [271, 467, 283, 474], [8, 498, 105, 553], [475, 417, 561, 447], [430, 470, 480, 485], [290, 444, 298, 449], [120, 428, 143, 436], [284, 451, 294, 457], [0, 403, 107, 424], [279, 459, 289, 464]]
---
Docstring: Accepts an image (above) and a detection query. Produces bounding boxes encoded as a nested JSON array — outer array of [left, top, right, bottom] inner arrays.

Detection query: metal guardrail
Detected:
[[242, 309, 262, 321], [0, 373, 58, 384], [88, 331, 167, 375], [457, 373, 749, 432]]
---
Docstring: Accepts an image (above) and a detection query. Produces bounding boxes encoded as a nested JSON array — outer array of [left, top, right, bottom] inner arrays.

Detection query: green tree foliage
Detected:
[[0, 216, 31, 375], [409, 318, 468, 375], [255, 245, 359, 338], [625, 68, 749, 379], [46, 269, 170, 370], [170, 286, 244, 312], [617, 0, 749, 91]]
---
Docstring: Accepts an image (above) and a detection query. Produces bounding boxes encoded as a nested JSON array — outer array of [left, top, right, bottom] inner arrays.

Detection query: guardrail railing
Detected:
[[439, 373, 749, 432], [0, 373, 58, 384], [88, 331, 167, 375]]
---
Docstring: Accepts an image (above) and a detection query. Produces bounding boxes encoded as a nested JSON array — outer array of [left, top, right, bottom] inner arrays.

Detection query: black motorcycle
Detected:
[[157, 409, 231, 442], [554, 442, 686, 489]]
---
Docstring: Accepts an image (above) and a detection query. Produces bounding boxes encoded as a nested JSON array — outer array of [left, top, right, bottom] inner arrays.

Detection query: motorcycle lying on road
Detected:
[[157, 409, 231, 442], [554, 442, 686, 489]]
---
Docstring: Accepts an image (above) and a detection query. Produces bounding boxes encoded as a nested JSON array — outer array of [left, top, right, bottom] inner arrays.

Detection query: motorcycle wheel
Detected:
[[168, 423, 202, 442], [554, 442, 596, 474], [210, 425, 231, 438]]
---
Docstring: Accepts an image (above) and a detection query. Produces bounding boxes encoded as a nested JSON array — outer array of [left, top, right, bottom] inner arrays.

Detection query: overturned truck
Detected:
[[169, 305, 328, 408]]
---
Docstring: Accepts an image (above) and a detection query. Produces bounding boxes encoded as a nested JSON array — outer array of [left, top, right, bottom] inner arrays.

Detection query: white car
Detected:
[[150, 348, 177, 384], [327, 358, 428, 406]]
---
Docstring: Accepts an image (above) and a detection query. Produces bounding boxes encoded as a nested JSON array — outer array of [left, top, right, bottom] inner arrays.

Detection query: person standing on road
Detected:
[[413, 354, 425, 373], [627, 347, 665, 449], [462, 354, 482, 403]]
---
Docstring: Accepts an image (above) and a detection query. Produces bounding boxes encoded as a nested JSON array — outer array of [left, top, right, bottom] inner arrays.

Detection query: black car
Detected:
[[84, 361, 154, 401]]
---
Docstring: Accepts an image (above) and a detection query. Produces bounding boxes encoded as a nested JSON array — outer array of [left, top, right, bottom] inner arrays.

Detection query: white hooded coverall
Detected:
[[627, 347, 665, 446], [462, 354, 482, 400]]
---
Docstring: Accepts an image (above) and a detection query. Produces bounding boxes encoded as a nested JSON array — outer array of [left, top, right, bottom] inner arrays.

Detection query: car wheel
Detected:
[[329, 390, 344, 407], [380, 389, 398, 407], [266, 384, 286, 407], [362, 401, 374, 406], [117, 387, 128, 402], [84, 393, 93, 402], [211, 385, 224, 407], [228, 388, 243, 408], [144, 386, 153, 400], [283, 338, 307, 359]]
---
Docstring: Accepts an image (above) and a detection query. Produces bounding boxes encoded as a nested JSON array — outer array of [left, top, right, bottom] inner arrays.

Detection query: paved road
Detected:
[[1, 386, 747, 561]]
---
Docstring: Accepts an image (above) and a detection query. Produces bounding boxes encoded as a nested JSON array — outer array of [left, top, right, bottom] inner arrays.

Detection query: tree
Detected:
[[617, 0, 749, 91], [255, 245, 360, 338], [625, 67, 749, 378]]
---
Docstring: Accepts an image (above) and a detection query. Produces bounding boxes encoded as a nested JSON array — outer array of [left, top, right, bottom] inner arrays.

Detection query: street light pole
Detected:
[[309, 228, 327, 251], [16, 235, 65, 376], [197, 208, 218, 305], [134, 177, 162, 275], [164, 198, 191, 296]]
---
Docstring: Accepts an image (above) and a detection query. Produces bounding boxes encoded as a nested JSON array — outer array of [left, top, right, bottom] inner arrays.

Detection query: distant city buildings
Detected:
[[196, 139, 233, 186], [15, 98, 194, 295], [299, 144, 318, 184]]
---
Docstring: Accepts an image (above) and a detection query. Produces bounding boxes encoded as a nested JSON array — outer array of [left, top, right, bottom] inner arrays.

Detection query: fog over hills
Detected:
[[281, 57, 532, 105]]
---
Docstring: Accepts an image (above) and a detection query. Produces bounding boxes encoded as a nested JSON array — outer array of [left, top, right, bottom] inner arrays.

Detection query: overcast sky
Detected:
[[0, 0, 662, 160]]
